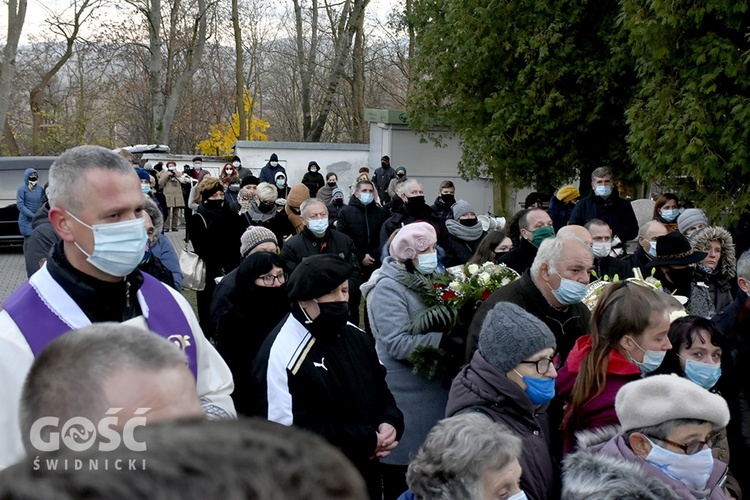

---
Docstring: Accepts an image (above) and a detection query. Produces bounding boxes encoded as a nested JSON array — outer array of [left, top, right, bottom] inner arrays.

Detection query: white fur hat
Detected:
[[615, 374, 730, 432]]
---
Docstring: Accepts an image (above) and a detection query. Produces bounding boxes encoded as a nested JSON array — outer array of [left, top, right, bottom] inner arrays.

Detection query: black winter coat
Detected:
[[569, 192, 638, 242], [430, 196, 453, 222], [211, 268, 289, 416], [619, 244, 653, 278], [443, 231, 486, 268], [336, 196, 387, 264], [25, 203, 60, 277], [446, 351, 560, 500], [498, 237, 538, 275], [190, 202, 243, 278], [379, 201, 445, 248], [547, 196, 576, 233], [301, 171, 325, 197], [592, 256, 633, 282], [250, 309, 404, 493], [280, 227, 363, 289], [372, 165, 396, 202]]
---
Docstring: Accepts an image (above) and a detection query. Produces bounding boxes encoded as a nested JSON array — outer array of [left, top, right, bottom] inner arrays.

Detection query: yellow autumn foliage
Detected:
[[196, 94, 270, 156]]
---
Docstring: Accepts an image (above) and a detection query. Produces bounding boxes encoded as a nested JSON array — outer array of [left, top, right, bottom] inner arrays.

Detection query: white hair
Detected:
[[531, 235, 592, 278], [256, 182, 278, 203]]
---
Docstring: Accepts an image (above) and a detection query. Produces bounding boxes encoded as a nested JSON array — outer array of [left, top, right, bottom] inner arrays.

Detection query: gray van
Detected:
[[0, 157, 56, 245]]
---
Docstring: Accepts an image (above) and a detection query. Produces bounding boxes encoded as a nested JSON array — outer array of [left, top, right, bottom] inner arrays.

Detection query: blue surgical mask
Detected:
[[416, 252, 438, 275], [193, 163, 201, 170], [514, 370, 556, 405], [645, 438, 714, 492], [67, 211, 147, 278], [308, 219, 328, 235], [276, 179, 286, 188], [595, 185, 612, 198], [682, 359, 721, 390], [626, 335, 666, 374], [507, 492, 528, 500], [548, 268, 588, 305], [141, 184, 151, 194], [647, 241, 657, 258], [661, 209, 679, 222], [359, 192, 374, 205]]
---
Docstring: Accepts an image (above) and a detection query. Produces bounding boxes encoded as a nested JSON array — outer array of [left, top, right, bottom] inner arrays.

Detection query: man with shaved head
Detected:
[[620, 219, 668, 277], [584, 219, 633, 281]]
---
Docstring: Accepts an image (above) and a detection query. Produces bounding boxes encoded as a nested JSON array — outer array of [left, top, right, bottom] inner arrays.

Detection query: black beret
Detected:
[[287, 254, 353, 301]]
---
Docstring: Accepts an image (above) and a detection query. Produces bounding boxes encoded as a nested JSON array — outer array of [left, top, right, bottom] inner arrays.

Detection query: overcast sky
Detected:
[[4, 0, 403, 45]]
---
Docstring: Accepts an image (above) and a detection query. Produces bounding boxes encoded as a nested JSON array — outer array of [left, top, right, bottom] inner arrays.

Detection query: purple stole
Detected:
[[2, 267, 198, 378]]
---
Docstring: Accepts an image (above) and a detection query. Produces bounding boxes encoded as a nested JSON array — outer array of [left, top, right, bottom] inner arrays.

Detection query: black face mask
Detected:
[[666, 267, 695, 288], [259, 201, 276, 213], [290, 207, 301, 215], [29, 176, 38, 183], [397, 173, 405, 179], [459, 218, 478, 227], [327, 181, 337, 187], [381, 162, 390, 169], [333, 198, 344, 207], [441, 194, 456, 206], [494, 251, 509, 260], [204, 199, 224, 210], [307, 301, 350, 339], [406, 196, 424, 208]]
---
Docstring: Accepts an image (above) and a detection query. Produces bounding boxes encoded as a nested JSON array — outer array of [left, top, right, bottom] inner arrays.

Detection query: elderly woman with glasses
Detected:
[[446, 301, 561, 500], [210, 251, 289, 415], [563, 375, 732, 499]]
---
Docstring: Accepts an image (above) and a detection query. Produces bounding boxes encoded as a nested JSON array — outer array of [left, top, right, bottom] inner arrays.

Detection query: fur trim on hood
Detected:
[[562, 426, 682, 500], [689, 226, 736, 279]]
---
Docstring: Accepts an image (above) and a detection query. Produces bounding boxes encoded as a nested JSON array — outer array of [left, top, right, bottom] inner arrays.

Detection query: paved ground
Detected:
[[0, 228, 191, 310]]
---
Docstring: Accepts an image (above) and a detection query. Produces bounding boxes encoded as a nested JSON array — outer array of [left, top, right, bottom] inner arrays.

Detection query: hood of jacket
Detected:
[[24, 168, 38, 183], [563, 427, 683, 500], [689, 226, 736, 279], [361, 256, 399, 298]]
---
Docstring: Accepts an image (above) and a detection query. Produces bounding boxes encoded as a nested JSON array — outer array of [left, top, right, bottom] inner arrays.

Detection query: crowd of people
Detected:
[[4, 147, 750, 500]]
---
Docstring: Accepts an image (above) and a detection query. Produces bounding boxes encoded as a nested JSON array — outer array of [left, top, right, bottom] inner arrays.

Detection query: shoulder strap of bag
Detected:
[[184, 213, 208, 252]]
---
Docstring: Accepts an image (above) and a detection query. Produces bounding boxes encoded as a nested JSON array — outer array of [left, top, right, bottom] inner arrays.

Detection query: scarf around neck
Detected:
[[445, 219, 483, 241]]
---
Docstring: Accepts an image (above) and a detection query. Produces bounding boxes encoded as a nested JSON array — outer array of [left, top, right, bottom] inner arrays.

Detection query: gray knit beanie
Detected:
[[677, 208, 708, 234], [451, 200, 474, 220], [478, 302, 556, 373]]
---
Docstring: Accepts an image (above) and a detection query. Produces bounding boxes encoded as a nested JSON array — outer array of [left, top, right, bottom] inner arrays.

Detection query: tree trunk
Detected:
[[0, 0, 27, 138], [306, 0, 369, 142], [232, 0, 246, 140], [351, 11, 366, 143], [3, 120, 21, 155], [148, 0, 164, 142], [406, 0, 415, 99], [157, 0, 208, 145]]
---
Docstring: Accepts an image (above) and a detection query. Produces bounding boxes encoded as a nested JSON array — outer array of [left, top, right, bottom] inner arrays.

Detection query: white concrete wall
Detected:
[[233, 141, 369, 194], [369, 123, 496, 214]]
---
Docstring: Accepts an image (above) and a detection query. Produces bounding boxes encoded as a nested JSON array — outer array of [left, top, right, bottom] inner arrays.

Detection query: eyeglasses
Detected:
[[518, 356, 558, 375], [258, 273, 286, 286], [646, 434, 720, 455]]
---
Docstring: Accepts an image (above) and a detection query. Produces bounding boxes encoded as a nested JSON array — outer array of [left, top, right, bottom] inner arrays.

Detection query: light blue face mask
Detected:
[[595, 185, 612, 198], [682, 359, 721, 390], [647, 241, 657, 258], [67, 211, 147, 278], [626, 336, 666, 374], [307, 219, 328, 236], [416, 252, 438, 275], [141, 184, 151, 194], [548, 268, 588, 305], [661, 209, 679, 222], [507, 492, 528, 500], [359, 192, 374, 205]]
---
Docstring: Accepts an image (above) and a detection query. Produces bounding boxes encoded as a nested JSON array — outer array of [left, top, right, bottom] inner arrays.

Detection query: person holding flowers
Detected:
[[362, 222, 447, 499]]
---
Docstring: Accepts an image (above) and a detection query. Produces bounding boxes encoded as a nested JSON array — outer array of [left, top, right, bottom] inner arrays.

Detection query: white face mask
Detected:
[[592, 241, 612, 259], [507, 492, 528, 500], [67, 211, 147, 277], [232, 161, 240, 168], [645, 438, 714, 492], [647, 241, 657, 258], [270, 161, 279, 167]]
